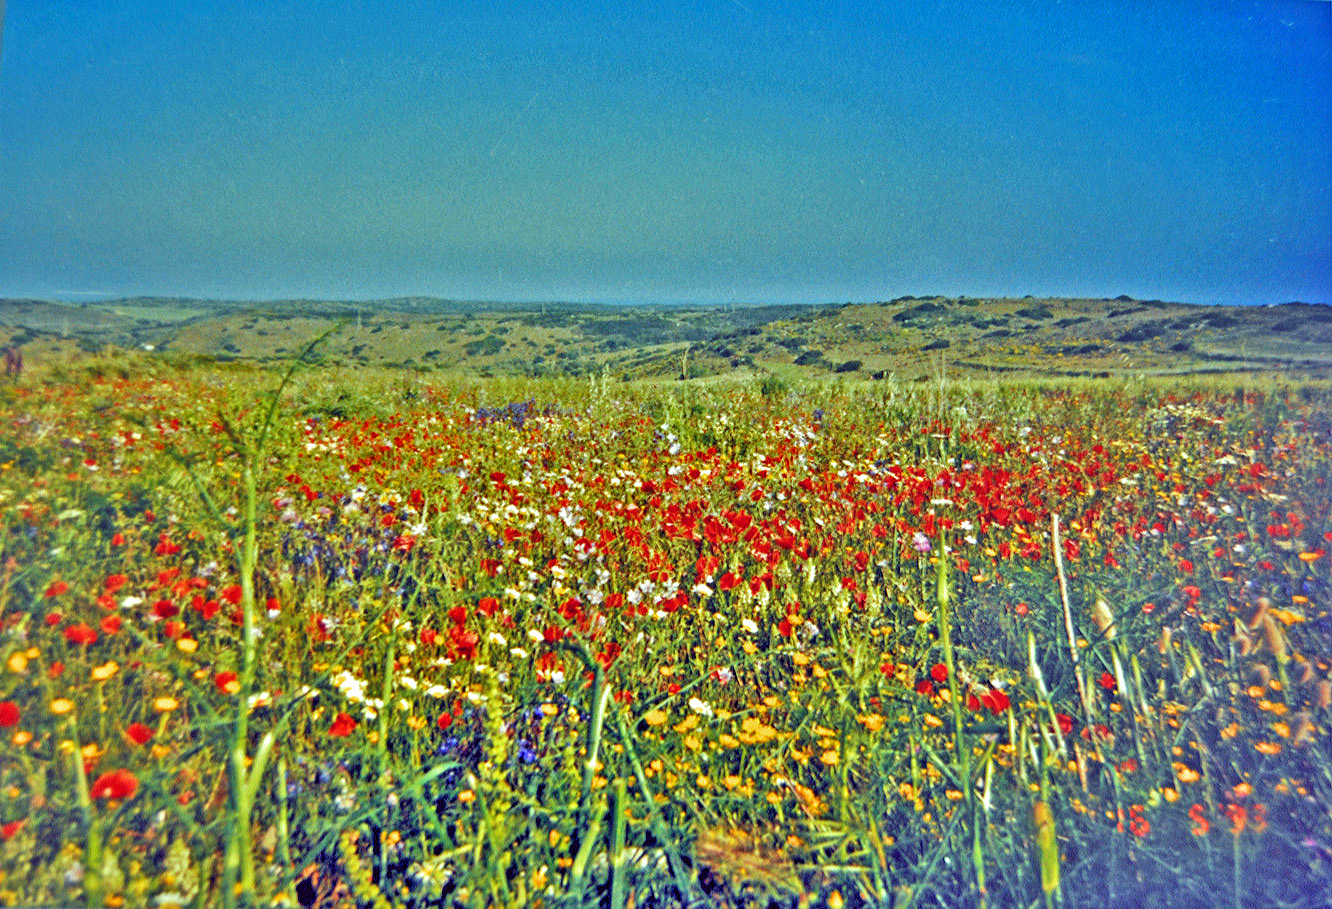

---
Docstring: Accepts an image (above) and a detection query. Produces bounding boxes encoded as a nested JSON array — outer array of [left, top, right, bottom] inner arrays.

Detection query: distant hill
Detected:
[[3, 295, 1331, 380]]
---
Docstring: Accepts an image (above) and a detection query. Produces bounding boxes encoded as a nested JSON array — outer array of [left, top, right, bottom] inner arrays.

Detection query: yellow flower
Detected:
[[857, 713, 885, 732], [6, 652, 28, 674], [176, 638, 198, 654], [50, 698, 75, 715], [923, 713, 943, 729], [673, 715, 699, 734], [12, 731, 33, 746], [1173, 763, 1200, 783], [91, 661, 119, 681], [820, 749, 840, 766], [1254, 741, 1282, 755], [643, 709, 668, 727], [457, 789, 476, 804], [153, 696, 180, 713]]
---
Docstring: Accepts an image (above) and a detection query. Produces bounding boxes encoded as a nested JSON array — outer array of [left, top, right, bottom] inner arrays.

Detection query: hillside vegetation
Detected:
[[3, 295, 1331, 380]]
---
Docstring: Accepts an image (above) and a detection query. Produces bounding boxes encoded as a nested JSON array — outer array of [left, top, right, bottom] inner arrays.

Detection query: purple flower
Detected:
[[912, 531, 932, 553]]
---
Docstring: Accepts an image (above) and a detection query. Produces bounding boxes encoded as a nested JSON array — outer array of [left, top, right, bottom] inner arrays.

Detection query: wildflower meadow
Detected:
[[1, 354, 1330, 908]]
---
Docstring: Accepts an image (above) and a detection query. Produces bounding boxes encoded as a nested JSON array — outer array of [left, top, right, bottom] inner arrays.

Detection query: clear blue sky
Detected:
[[1, 0, 1329, 305]]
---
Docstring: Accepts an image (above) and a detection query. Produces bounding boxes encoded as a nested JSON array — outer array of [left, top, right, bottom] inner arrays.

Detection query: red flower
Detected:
[[221, 585, 243, 605], [329, 712, 357, 737], [63, 623, 98, 646], [1189, 803, 1210, 836], [1178, 559, 1194, 574], [1055, 713, 1074, 735], [125, 723, 154, 745], [192, 597, 221, 621], [1, 820, 23, 841], [154, 533, 181, 556], [915, 679, 934, 696], [44, 580, 68, 598], [214, 672, 240, 695], [436, 713, 453, 731], [111, 532, 126, 547], [1098, 672, 1117, 692], [91, 769, 138, 800], [104, 574, 128, 592], [0, 701, 19, 727], [930, 663, 948, 683], [100, 616, 123, 635]]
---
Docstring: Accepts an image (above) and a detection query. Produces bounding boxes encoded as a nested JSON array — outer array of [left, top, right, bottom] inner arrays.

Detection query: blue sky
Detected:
[[1, 0, 1328, 305]]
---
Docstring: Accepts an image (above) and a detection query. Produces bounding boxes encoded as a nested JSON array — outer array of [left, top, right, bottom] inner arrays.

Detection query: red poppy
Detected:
[[930, 663, 948, 683], [0, 820, 22, 840], [125, 723, 154, 745], [221, 585, 243, 605], [153, 533, 181, 556], [91, 769, 139, 800], [43, 580, 68, 598], [915, 679, 934, 696], [104, 574, 128, 592], [329, 712, 357, 737], [192, 596, 221, 621], [63, 623, 98, 646], [1098, 672, 1116, 692], [436, 712, 453, 731], [214, 672, 240, 695], [100, 616, 123, 635], [0, 701, 19, 727], [111, 532, 126, 547]]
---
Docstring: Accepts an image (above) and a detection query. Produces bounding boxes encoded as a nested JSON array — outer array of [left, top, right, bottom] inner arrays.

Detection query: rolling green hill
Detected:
[[3, 295, 1330, 380]]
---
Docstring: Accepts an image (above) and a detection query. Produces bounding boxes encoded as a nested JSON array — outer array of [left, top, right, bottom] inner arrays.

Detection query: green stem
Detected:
[[936, 530, 984, 905]]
